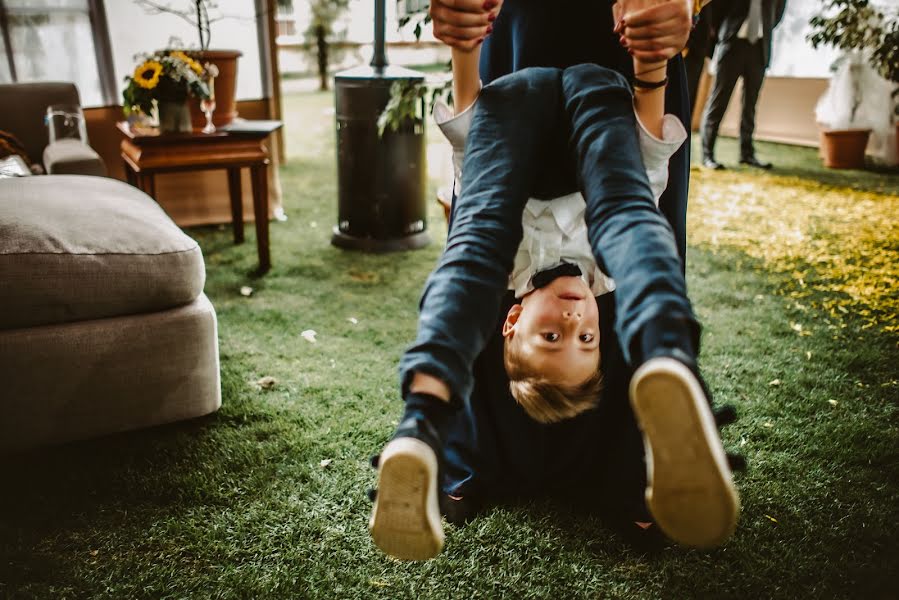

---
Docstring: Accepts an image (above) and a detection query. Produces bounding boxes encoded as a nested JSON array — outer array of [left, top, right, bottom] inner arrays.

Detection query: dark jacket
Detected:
[[713, 0, 788, 67]]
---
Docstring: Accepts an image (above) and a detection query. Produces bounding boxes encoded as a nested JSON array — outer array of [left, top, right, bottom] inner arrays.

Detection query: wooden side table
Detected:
[[118, 121, 282, 273]]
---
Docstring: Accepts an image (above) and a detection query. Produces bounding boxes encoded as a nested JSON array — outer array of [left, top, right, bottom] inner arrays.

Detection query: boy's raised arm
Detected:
[[631, 57, 667, 139], [451, 46, 481, 115]]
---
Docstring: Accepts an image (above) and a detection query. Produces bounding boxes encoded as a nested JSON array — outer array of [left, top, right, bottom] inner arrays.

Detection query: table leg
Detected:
[[137, 172, 156, 199], [250, 162, 271, 273], [227, 167, 245, 244], [123, 160, 137, 187]]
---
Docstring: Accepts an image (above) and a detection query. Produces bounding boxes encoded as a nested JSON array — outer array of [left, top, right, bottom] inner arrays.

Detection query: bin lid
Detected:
[[335, 65, 426, 83]]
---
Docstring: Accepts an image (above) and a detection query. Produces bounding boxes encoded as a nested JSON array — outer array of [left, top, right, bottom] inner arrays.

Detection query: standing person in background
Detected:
[[700, 0, 787, 170]]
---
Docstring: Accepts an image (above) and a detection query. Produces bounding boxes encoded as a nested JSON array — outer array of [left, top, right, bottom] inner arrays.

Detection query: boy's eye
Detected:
[[542, 332, 560, 342], [580, 333, 595, 343]]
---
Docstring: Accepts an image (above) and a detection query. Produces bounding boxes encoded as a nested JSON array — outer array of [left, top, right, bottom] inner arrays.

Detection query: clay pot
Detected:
[[185, 49, 242, 129], [819, 128, 871, 169]]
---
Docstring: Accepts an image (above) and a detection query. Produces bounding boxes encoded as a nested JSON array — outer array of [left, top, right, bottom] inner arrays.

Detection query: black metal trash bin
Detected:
[[331, 65, 430, 252]]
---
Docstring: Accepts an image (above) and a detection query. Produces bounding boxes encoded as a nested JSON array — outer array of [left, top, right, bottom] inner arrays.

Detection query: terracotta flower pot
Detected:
[[819, 128, 871, 169], [185, 49, 242, 129]]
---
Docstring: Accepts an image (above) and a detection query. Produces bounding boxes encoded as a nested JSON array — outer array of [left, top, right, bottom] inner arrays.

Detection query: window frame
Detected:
[[0, 0, 118, 106]]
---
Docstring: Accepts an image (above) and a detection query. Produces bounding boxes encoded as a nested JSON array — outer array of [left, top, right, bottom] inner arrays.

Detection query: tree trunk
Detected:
[[316, 25, 329, 91]]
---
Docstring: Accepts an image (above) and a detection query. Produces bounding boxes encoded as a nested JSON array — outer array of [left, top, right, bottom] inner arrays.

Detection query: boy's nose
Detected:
[[563, 310, 582, 320]]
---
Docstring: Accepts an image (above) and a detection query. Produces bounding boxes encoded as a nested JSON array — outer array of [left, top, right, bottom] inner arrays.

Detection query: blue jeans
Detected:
[[399, 64, 696, 407]]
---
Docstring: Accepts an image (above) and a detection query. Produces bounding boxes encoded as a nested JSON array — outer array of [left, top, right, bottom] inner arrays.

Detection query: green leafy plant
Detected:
[[378, 4, 452, 137], [807, 0, 894, 125], [807, 0, 886, 53], [869, 18, 899, 117]]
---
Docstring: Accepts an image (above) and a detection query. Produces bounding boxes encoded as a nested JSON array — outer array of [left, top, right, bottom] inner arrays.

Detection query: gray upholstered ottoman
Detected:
[[0, 175, 221, 452]]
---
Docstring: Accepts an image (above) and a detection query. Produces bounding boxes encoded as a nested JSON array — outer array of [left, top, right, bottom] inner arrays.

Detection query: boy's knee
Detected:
[[481, 67, 563, 108], [562, 64, 631, 96]]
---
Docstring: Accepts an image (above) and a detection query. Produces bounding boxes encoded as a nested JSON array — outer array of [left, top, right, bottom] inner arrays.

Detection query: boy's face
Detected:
[[502, 276, 600, 385]]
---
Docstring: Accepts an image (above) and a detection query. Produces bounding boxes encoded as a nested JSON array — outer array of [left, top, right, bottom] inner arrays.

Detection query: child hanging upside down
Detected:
[[369, 1, 740, 561]]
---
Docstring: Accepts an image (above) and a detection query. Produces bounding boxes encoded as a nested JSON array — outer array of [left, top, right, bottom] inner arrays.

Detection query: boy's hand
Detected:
[[430, 0, 503, 51], [613, 0, 693, 63]]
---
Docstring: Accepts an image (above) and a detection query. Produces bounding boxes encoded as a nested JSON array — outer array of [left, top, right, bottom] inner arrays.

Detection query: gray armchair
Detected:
[[0, 81, 106, 176]]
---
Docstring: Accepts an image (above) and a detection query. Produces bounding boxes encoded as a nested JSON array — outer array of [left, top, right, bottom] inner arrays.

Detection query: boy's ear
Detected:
[[502, 304, 523, 338]]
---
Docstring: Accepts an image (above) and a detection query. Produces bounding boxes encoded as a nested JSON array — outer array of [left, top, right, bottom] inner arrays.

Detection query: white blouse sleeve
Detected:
[[634, 113, 688, 206], [433, 98, 478, 196]]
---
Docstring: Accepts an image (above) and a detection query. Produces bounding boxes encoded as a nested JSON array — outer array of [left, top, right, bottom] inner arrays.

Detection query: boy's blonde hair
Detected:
[[503, 338, 603, 424]]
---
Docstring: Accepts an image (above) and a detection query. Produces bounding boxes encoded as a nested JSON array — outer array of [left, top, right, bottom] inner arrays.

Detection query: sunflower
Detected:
[[133, 60, 163, 90], [170, 50, 204, 75]]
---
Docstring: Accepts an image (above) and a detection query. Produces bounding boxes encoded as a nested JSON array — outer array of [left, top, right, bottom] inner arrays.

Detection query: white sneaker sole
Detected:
[[629, 357, 740, 548], [369, 437, 444, 560]]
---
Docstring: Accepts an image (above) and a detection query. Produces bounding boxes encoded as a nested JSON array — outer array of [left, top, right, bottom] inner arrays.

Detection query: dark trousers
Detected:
[[398, 65, 697, 506], [399, 64, 694, 406], [701, 39, 766, 160]]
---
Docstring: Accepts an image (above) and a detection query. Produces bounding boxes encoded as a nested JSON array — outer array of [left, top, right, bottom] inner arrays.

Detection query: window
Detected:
[[0, 0, 115, 107]]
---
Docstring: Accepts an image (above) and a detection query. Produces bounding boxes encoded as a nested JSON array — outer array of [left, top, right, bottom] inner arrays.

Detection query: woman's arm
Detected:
[[451, 46, 482, 115]]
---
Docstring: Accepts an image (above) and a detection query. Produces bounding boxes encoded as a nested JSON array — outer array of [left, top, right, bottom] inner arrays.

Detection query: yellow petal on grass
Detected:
[[301, 329, 317, 343], [769, 379, 782, 386], [347, 317, 359, 325], [240, 286, 254, 297], [765, 514, 778, 524], [828, 399, 839, 407], [763, 421, 774, 428], [320, 459, 332, 468]]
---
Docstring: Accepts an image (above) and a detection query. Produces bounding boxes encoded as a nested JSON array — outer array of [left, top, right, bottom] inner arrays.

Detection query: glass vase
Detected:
[[157, 100, 193, 133]]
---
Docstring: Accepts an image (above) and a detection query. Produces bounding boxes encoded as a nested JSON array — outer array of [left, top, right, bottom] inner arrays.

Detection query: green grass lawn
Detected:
[[1, 91, 897, 599]]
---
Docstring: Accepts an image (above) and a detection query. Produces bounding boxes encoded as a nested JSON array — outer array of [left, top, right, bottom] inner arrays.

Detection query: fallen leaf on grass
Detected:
[[763, 421, 774, 428], [347, 317, 358, 325], [769, 379, 782, 386], [240, 286, 254, 297], [255, 376, 277, 390], [806, 351, 812, 360], [370, 579, 390, 588], [89, 549, 99, 557], [320, 459, 332, 469], [764, 514, 778, 524], [790, 322, 803, 333], [301, 330, 317, 343], [828, 399, 839, 407], [348, 270, 380, 283]]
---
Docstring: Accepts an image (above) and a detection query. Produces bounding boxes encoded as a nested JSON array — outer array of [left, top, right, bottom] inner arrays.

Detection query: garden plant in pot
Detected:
[[808, 0, 893, 169], [135, 0, 242, 129], [870, 17, 898, 156], [123, 50, 212, 133]]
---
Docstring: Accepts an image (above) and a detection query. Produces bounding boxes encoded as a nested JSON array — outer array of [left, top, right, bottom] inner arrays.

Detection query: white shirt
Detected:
[[434, 92, 686, 299], [737, 0, 764, 41]]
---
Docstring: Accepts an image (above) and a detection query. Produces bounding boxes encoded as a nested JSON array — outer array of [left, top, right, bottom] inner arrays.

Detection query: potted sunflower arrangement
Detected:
[[123, 50, 214, 133]]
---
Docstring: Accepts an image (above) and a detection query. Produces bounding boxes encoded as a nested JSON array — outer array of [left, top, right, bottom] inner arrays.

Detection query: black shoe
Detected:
[[629, 356, 740, 548], [703, 157, 726, 170], [740, 156, 773, 169], [369, 413, 445, 561]]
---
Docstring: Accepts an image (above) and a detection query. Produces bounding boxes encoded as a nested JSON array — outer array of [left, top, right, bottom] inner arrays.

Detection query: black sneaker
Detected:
[[629, 356, 740, 548], [369, 414, 445, 560]]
